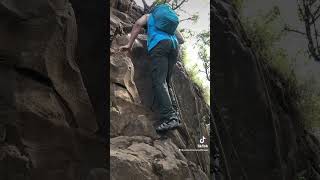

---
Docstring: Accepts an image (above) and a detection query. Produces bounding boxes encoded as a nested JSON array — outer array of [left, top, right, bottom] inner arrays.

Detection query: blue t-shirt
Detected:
[[147, 15, 178, 52]]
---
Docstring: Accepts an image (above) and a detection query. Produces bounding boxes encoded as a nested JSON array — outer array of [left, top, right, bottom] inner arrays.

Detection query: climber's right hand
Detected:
[[119, 44, 131, 52]]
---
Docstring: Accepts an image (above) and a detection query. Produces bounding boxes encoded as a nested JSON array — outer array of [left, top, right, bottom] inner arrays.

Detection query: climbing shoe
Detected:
[[156, 117, 181, 132]]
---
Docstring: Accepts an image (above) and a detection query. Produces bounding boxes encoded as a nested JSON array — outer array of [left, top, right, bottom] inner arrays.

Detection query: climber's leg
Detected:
[[150, 40, 176, 122], [150, 40, 180, 132], [167, 84, 177, 112], [167, 45, 179, 112]]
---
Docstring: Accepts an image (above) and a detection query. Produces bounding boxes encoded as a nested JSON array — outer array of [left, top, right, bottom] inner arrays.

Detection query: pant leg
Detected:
[[150, 40, 176, 121], [166, 44, 179, 111]]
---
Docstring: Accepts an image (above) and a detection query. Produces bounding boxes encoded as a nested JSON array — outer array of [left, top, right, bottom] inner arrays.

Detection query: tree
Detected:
[[195, 31, 210, 81], [141, 0, 199, 23], [146, 0, 188, 10], [285, 0, 320, 62], [179, 27, 210, 81]]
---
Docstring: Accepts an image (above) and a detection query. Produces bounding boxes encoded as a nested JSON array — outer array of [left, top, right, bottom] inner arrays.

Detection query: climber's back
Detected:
[[147, 3, 179, 52]]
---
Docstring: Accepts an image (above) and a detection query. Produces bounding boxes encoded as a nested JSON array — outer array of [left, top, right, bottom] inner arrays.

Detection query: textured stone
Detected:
[[110, 0, 210, 179], [0, 0, 107, 179], [110, 136, 207, 180]]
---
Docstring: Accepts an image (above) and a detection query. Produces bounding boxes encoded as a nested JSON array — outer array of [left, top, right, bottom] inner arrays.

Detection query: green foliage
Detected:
[[196, 31, 210, 44], [180, 28, 195, 38], [180, 45, 210, 105], [154, 0, 171, 5], [232, 0, 245, 11], [190, 13, 199, 24], [154, 0, 189, 10], [179, 28, 210, 105], [241, 4, 320, 128], [296, 76, 320, 128], [243, 6, 292, 78], [195, 30, 210, 81], [243, 6, 300, 92], [164, 0, 210, 105], [179, 13, 199, 24], [297, 176, 306, 180], [180, 29, 210, 81]]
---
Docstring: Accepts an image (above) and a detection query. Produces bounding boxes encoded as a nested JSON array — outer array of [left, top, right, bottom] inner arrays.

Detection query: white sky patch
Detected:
[[184, 40, 210, 88]]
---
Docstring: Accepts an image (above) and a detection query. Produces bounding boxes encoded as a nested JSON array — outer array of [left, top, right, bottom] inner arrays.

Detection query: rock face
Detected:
[[213, 0, 320, 179], [110, 0, 210, 179], [0, 0, 107, 179]]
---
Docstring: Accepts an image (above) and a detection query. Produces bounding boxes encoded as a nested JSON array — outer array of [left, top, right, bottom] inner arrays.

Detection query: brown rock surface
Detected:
[[110, 1, 210, 179]]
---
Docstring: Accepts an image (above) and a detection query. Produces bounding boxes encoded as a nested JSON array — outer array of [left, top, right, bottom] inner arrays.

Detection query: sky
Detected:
[[134, 0, 210, 88]]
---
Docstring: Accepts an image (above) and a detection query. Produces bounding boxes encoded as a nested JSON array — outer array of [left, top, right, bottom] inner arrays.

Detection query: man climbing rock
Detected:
[[119, 0, 184, 132]]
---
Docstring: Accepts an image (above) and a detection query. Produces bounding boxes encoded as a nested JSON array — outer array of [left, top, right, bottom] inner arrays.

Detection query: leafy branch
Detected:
[[195, 31, 210, 81], [142, 0, 194, 23], [179, 14, 199, 23], [285, 0, 320, 61]]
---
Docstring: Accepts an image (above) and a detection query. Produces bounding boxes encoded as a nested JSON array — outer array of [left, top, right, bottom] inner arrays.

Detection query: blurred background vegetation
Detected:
[[231, 0, 320, 131]]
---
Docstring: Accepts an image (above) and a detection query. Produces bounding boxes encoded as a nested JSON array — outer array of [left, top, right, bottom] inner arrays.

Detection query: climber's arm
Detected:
[[119, 14, 149, 51]]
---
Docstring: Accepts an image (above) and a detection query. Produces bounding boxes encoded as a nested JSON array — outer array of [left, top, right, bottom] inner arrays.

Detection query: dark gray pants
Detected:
[[149, 40, 178, 122]]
